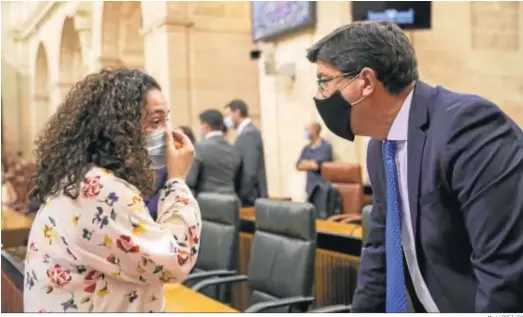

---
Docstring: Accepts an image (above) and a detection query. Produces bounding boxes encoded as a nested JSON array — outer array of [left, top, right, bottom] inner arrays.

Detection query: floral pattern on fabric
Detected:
[[23, 167, 201, 312]]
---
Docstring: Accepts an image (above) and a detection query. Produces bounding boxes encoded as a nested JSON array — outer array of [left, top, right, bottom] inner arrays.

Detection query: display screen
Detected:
[[251, 1, 316, 41], [351, 1, 431, 30]]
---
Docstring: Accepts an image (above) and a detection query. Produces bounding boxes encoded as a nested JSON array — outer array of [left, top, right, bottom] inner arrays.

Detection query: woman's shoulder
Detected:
[[84, 166, 141, 198]]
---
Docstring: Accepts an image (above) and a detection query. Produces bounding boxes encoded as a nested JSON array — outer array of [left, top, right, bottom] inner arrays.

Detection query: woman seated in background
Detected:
[[25, 68, 201, 312]]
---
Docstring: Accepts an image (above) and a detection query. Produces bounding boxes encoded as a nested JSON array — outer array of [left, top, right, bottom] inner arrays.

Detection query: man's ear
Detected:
[[359, 67, 376, 97]]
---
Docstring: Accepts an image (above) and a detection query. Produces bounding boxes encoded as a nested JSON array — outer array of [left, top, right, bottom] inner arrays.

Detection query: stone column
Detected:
[[31, 93, 51, 142], [49, 81, 74, 112], [73, 13, 94, 73], [141, 2, 194, 127]]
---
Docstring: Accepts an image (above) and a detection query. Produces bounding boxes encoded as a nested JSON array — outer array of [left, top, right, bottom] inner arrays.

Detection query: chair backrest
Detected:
[[195, 193, 240, 272], [248, 199, 316, 312], [321, 162, 363, 216], [308, 181, 342, 219]]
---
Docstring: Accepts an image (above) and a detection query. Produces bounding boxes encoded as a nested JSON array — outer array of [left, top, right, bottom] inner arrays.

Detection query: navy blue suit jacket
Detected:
[[352, 81, 523, 312]]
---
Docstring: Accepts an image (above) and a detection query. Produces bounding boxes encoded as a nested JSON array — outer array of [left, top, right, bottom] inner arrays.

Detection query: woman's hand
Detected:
[[164, 129, 195, 180]]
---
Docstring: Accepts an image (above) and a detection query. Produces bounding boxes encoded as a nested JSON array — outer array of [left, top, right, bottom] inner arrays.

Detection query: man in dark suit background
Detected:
[[306, 21, 523, 312], [186, 109, 242, 197], [223, 100, 268, 206]]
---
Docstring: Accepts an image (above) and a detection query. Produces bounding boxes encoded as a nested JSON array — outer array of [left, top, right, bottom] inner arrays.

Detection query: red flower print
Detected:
[[46, 264, 72, 289], [174, 195, 190, 206], [82, 176, 103, 198], [189, 225, 199, 244], [83, 270, 101, 293], [177, 254, 189, 266], [116, 235, 140, 253], [107, 254, 118, 264]]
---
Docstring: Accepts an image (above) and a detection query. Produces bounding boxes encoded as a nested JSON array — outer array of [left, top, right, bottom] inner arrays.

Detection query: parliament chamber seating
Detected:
[[193, 199, 317, 313], [320, 162, 366, 224], [183, 193, 241, 303]]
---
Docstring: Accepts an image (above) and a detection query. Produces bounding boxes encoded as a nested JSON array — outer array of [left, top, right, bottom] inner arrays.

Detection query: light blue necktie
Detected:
[[383, 140, 408, 313]]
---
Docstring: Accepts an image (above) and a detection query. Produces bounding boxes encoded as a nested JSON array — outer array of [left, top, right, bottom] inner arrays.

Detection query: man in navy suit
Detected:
[[306, 21, 523, 312]]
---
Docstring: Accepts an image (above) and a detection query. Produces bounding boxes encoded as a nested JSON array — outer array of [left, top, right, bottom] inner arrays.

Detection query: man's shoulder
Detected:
[[426, 85, 520, 146], [237, 124, 262, 141], [321, 138, 333, 149], [428, 85, 501, 124]]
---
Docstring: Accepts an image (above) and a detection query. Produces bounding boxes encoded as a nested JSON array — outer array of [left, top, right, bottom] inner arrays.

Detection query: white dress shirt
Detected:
[[236, 118, 252, 136], [205, 131, 223, 139], [387, 90, 440, 312]]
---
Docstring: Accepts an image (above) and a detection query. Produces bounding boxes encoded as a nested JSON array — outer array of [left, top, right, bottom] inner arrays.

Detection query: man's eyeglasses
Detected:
[[317, 72, 353, 94]]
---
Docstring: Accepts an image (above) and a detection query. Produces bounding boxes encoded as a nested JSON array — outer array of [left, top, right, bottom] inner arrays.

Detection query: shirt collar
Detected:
[[205, 131, 223, 139], [387, 89, 414, 141], [237, 118, 251, 135]]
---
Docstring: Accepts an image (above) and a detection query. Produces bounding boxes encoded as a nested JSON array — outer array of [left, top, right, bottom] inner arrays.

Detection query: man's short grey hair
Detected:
[[306, 21, 418, 95]]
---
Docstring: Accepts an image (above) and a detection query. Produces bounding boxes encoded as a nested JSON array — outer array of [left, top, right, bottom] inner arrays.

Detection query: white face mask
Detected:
[[145, 129, 166, 169], [223, 116, 234, 129], [303, 130, 311, 141]]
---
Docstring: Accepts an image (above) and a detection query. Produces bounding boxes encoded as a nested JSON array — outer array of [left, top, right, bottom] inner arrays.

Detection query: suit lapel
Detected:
[[407, 81, 433, 236]]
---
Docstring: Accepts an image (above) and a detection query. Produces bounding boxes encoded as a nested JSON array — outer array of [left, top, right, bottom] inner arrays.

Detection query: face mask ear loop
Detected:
[[338, 75, 365, 106]]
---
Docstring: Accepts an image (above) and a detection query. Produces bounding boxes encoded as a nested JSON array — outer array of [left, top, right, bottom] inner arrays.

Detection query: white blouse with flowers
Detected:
[[23, 167, 201, 312]]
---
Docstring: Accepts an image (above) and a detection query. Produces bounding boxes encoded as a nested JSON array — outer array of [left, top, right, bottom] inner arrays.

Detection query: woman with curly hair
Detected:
[[24, 68, 201, 312]]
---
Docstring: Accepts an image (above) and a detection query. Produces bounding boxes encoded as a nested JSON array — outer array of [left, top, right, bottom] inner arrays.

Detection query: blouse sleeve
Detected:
[[68, 170, 201, 285]]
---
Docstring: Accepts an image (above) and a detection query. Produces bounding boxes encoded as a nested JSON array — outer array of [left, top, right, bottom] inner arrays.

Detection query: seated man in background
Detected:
[[296, 122, 333, 196], [186, 109, 242, 197]]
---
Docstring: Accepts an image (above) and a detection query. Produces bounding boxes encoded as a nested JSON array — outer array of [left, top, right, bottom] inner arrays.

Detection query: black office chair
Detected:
[[193, 199, 317, 313], [182, 193, 240, 303]]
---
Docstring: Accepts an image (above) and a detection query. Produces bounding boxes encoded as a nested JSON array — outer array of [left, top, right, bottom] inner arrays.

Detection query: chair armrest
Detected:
[[192, 274, 248, 292], [309, 304, 352, 313], [182, 269, 237, 285], [328, 214, 362, 223], [244, 296, 315, 313]]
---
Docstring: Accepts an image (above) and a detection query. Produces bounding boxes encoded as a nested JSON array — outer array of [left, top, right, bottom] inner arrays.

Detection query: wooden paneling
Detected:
[[232, 232, 360, 310], [315, 249, 359, 307], [1, 270, 23, 312]]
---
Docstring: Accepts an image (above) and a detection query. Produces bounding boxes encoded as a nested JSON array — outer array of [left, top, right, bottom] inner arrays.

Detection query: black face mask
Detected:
[[314, 91, 355, 142]]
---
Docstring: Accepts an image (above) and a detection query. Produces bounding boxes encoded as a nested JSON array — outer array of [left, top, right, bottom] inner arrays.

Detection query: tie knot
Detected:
[[383, 140, 397, 162]]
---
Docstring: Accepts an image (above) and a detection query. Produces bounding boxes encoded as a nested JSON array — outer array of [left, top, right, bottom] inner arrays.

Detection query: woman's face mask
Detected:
[[145, 129, 166, 169]]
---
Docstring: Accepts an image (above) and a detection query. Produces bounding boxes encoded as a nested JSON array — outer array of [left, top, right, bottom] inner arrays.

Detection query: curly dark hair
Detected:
[[30, 68, 161, 207]]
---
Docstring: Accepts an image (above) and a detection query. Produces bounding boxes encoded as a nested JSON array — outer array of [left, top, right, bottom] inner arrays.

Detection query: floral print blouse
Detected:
[[23, 167, 201, 312]]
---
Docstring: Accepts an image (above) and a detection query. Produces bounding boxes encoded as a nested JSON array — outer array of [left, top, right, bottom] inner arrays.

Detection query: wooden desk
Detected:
[[2, 208, 33, 248], [239, 207, 362, 239], [164, 284, 238, 313], [2, 207, 33, 231]]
